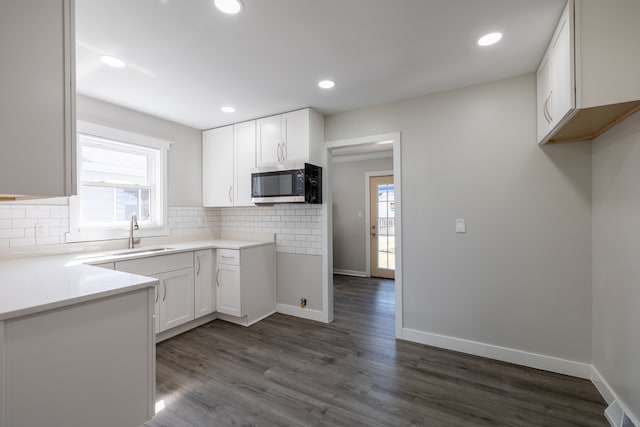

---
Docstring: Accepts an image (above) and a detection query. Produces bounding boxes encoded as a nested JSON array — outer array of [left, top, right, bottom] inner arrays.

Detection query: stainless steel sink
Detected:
[[110, 247, 174, 257]]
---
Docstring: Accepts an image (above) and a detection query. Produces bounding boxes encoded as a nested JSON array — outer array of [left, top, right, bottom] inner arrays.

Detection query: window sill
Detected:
[[65, 227, 170, 244]]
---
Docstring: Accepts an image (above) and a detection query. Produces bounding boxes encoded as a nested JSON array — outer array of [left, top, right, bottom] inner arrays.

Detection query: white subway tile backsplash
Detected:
[[219, 204, 322, 255], [0, 201, 321, 255]]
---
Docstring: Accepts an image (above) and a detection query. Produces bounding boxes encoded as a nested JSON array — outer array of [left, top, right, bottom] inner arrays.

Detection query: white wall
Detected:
[[592, 112, 640, 419], [332, 156, 393, 274], [76, 95, 202, 206], [325, 74, 593, 364]]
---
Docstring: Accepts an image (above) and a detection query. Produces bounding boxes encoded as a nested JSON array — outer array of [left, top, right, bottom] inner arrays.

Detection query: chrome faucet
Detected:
[[129, 213, 139, 249]]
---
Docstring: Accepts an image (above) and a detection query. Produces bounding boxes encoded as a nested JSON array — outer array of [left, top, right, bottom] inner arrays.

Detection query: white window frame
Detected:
[[67, 121, 171, 243]]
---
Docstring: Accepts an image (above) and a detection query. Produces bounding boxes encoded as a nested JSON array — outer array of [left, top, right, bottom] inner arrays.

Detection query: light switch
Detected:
[[357, 210, 363, 219], [455, 218, 466, 233]]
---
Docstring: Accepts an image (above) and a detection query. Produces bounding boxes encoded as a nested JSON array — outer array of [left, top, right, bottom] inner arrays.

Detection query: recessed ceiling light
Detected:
[[100, 55, 126, 68], [318, 80, 335, 89], [221, 106, 236, 113], [477, 32, 502, 47], [214, 0, 243, 14]]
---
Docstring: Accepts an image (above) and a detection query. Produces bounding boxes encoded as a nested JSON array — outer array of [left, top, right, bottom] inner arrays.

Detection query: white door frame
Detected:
[[365, 170, 394, 278], [321, 132, 403, 337]]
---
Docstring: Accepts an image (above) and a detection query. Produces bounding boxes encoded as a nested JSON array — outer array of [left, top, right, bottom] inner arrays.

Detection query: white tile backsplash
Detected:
[[0, 201, 323, 254], [219, 204, 323, 255]]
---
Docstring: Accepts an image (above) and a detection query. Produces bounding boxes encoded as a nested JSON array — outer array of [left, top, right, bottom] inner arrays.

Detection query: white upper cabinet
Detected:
[[233, 121, 257, 206], [536, 2, 573, 142], [256, 108, 324, 167], [537, 0, 640, 144], [0, 0, 75, 199], [203, 125, 234, 207], [203, 121, 256, 207], [256, 115, 283, 166]]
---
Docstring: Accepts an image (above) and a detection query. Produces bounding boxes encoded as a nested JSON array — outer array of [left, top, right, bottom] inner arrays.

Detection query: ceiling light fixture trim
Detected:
[[221, 106, 236, 113], [214, 0, 243, 14], [100, 55, 126, 68], [318, 80, 335, 89], [477, 32, 502, 46]]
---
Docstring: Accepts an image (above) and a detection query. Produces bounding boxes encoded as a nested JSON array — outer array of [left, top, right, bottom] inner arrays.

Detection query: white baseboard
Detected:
[[155, 313, 217, 343], [276, 303, 326, 322], [591, 365, 640, 427], [333, 269, 367, 277], [591, 365, 617, 405], [400, 327, 592, 379]]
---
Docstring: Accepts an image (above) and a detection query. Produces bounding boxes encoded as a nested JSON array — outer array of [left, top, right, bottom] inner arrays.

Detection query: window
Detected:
[[68, 122, 171, 242]]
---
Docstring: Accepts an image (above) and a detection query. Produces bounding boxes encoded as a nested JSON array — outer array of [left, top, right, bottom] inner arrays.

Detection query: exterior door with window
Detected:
[[370, 176, 395, 279]]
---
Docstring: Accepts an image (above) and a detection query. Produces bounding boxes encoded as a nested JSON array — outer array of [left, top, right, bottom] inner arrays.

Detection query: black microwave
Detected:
[[251, 163, 322, 204]]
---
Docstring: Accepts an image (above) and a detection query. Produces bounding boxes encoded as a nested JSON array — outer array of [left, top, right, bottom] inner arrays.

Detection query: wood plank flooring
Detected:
[[144, 275, 607, 427]]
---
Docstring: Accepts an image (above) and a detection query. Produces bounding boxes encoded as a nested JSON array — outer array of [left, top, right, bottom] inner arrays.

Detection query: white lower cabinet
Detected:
[[215, 246, 276, 326], [194, 249, 215, 318], [216, 263, 241, 316], [116, 252, 195, 334], [158, 268, 194, 332]]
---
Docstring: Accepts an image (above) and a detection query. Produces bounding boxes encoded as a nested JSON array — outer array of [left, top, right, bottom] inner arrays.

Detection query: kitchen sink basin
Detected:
[[110, 247, 175, 256]]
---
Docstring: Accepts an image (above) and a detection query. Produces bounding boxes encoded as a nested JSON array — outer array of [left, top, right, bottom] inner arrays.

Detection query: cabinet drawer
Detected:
[[116, 252, 193, 275], [217, 249, 240, 265]]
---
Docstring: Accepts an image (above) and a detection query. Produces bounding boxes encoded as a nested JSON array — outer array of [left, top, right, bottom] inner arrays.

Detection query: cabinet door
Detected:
[[151, 274, 160, 334], [536, 48, 553, 142], [551, 2, 574, 126], [216, 264, 242, 316], [0, 0, 75, 198], [234, 121, 256, 206], [158, 268, 194, 332], [203, 126, 234, 207], [282, 109, 309, 163], [194, 250, 215, 318], [256, 115, 283, 166]]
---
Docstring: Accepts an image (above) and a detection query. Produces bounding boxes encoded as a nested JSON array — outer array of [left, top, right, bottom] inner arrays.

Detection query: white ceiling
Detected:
[[75, 0, 565, 131]]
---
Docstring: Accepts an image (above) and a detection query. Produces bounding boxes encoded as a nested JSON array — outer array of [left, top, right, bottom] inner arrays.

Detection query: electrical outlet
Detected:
[[36, 223, 49, 237], [300, 298, 307, 308]]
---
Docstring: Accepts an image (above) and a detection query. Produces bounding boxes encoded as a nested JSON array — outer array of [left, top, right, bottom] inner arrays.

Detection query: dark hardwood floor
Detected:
[[144, 275, 607, 427]]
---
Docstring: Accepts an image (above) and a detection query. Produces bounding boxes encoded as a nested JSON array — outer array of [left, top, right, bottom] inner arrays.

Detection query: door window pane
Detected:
[[377, 183, 395, 270]]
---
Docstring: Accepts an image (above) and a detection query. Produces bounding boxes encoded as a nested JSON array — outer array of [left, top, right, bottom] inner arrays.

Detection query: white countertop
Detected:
[[0, 238, 274, 321]]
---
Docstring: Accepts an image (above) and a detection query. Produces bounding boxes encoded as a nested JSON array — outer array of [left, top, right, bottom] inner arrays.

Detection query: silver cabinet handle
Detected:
[[216, 269, 220, 287], [196, 256, 201, 276], [543, 92, 553, 124], [155, 286, 158, 303], [228, 186, 232, 203], [281, 141, 286, 162], [276, 143, 282, 162], [163, 281, 167, 302], [221, 255, 234, 259]]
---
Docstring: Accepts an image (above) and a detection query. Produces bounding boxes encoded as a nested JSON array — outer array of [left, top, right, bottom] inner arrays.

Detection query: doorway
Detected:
[[321, 131, 403, 337], [369, 175, 395, 279]]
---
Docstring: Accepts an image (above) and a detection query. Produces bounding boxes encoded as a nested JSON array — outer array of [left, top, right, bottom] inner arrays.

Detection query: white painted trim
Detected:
[[331, 151, 392, 164], [591, 365, 617, 405], [323, 132, 400, 150], [322, 131, 402, 337], [333, 269, 367, 277], [276, 303, 326, 323], [392, 135, 403, 338], [155, 313, 216, 343], [77, 121, 172, 151], [591, 365, 640, 426], [248, 310, 276, 326], [0, 321, 5, 427], [400, 327, 592, 379], [364, 170, 394, 278]]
